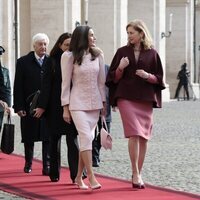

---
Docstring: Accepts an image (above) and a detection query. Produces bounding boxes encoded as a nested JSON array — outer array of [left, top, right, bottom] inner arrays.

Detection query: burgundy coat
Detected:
[[106, 45, 165, 108]]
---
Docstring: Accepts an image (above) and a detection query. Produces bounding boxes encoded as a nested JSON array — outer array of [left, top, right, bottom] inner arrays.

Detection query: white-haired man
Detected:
[[13, 33, 50, 175]]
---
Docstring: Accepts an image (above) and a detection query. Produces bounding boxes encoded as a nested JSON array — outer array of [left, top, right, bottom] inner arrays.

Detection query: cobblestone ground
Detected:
[[0, 100, 200, 199]]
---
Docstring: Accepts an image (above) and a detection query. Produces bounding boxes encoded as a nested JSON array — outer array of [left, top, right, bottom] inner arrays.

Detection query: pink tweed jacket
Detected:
[[61, 51, 106, 110]]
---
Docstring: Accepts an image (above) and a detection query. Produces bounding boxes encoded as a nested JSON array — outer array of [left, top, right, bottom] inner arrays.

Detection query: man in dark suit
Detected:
[[0, 46, 11, 131], [13, 33, 50, 175], [174, 63, 190, 100]]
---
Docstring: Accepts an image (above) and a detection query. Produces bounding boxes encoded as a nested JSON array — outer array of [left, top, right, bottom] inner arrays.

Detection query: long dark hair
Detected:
[[50, 32, 71, 57], [69, 25, 101, 65]]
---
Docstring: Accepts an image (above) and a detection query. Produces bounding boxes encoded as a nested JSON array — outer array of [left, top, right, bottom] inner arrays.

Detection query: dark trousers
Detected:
[[24, 141, 50, 169], [49, 132, 79, 181], [174, 82, 189, 100], [92, 120, 110, 163]]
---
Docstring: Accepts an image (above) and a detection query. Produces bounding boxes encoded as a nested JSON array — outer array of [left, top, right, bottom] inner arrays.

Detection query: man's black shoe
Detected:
[[50, 176, 59, 182], [42, 166, 50, 176], [24, 163, 32, 173], [92, 161, 99, 167], [82, 174, 87, 179]]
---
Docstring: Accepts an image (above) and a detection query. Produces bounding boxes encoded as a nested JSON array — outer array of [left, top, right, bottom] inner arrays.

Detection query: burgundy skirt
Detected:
[[117, 99, 153, 140]]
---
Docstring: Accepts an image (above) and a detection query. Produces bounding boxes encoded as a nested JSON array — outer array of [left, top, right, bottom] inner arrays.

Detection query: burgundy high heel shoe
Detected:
[[132, 175, 142, 189]]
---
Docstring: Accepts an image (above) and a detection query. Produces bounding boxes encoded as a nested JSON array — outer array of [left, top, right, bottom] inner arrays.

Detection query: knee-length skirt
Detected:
[[117, 99, 153, 140], [70, 110, 100, 151]]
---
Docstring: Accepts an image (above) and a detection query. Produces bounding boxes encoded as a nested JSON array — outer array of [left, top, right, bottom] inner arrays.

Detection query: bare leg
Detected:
[[138, 137, 148, 173], [128, 136, 140, 183], [75, 152, 88, 188], [138, 137, 148, 185], [81, 150, 101, 188]]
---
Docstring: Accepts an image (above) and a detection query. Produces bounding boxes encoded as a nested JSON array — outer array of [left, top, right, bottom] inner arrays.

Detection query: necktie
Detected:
[[38, 58, 43, 66]]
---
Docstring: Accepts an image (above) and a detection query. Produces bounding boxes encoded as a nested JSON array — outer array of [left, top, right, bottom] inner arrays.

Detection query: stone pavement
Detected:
[[0, 100, 200, 199]]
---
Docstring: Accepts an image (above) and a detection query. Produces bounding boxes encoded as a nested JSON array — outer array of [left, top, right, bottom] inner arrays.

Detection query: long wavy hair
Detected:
[[69, 25, 101, 65], [50, 32, 71, 57], [126, 19, 153, 50]]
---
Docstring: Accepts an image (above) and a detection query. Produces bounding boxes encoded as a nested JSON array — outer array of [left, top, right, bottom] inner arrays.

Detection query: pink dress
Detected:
[[61, 51, 106, 151]]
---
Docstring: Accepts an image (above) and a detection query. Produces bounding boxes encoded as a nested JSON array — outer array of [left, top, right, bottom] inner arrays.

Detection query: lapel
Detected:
[[42, 56, 48, 67], [126, 46, 137, 67], [32, 54, 48, 68]]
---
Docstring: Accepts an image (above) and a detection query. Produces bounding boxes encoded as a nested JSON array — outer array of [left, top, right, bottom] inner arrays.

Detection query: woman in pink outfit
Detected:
[[106, 20, 165, 189], [61, 25, 106, 190]]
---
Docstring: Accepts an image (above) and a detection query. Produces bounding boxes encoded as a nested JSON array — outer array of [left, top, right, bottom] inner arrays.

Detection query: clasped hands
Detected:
[[118, 57, 149, 79], [135, 69, 149, 80], [18, 108, 45, 118]]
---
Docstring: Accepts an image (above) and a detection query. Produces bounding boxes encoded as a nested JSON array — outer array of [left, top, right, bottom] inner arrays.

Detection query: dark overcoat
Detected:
[[0, 66, 11, 130], [13, 51, 49, 143], [0, 66, 9, 105], [38, 49, 77, 136], [106, 45, 166, 108], [1, 66, 11, 106]]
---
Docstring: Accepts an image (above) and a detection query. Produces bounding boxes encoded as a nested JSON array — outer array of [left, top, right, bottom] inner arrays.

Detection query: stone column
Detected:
[[88, 0, 121, 64], [0, 1, 3, 45], [114, 0, 128, 49], [155, 0, 170, 101], [0, 0, 15, 92], [65, 0, 81, 31], [19, 0, 31, 56], [197, 3, 200, 83]]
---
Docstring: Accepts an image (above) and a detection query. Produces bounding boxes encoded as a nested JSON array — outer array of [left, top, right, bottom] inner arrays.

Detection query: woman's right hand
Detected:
[[63, 105, 71, 124], [34, 108, 45, 118], [118, 57, 129, 70], [0, 100, 8, 111]]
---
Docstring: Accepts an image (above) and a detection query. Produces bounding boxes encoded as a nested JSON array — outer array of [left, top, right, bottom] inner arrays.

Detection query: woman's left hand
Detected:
[[101, 102, 107, 117], [136, 69, 149, 80]]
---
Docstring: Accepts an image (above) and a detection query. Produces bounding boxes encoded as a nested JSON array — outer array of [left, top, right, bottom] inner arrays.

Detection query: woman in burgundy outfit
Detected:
[[106, 19, 165, 189]]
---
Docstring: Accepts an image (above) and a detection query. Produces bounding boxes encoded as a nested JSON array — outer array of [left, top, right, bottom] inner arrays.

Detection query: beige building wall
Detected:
[[88, 0, 128, 64], [88, 0, 116, 64], [19, 0, 31, 56], [166, 0, 198, 98], [19, 0, 82, 56], [0, 0, 199, 100]]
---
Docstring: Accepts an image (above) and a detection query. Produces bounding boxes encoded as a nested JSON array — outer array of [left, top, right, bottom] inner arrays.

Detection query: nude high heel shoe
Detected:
[[78, 183, 89, 190], [89, 177, 101, 190], [75, 178, 89, 190], [90, 183, 101, 190]]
